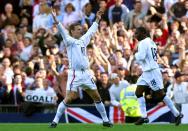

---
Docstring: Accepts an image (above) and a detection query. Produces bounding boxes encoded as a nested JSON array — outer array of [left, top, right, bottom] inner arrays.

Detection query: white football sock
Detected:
[[138, 97, 147, 118], [163, 96, 180, 117], [95, 101, 109, 122], [53, 101, 67, 123]]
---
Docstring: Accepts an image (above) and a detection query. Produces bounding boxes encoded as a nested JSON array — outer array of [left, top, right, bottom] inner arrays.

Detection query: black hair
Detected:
[[134, 26, 150, 41], [65, 3, 75, 12], [13, 73, 21, 79], [115, 49, 122, 54], [100, 72, 108, 75], [133, 0, 141, 5]]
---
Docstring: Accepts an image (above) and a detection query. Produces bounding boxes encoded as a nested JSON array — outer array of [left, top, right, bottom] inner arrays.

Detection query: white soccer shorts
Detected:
[[66, 69, 97, 92], [137, 68, 164, 91]]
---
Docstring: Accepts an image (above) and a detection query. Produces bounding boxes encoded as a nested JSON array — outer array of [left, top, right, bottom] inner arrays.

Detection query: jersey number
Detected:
[[151, 48, 157, 61], [81, 47, 86, 56]]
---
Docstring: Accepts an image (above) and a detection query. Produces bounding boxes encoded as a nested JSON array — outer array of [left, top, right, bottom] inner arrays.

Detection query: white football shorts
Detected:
[[137, 68, 164, 91], [66, 69, 97, 92]]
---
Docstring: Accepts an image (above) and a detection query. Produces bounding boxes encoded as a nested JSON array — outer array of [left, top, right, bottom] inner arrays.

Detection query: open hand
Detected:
[[51, 7, 58, 24], [95, 8, 104, 23]]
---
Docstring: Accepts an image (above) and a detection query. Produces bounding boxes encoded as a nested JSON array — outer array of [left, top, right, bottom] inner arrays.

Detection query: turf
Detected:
[[0, 123, 188, 131]]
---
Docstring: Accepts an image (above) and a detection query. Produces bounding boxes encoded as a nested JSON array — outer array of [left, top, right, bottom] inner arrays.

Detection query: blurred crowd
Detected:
[[0, 0, 188, 114]]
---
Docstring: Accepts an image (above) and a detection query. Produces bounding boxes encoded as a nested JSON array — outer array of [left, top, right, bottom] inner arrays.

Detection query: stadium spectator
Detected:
[[164, 0, 177, 15], [32, 3, 51, 32], [108, 0, 129, 27], [60, 0, 89, 15], [153, 15, 169, 46], [2, 47, 12, 59], [2, 58, 14, 92], [20, 37, 33, 61], [81, 3, 95, 27], [19, 0, 33, 25], [125, 62, 142, 84], [62, 3, 81, 28], [162, 69, 173, 91], [48, 4, 63, 29], [109, 73, 129, 107], [116, 66, 128, 81], [8, 74, 25, 105], [147, 0, 165, 23], [0, 80, 8, 104], [168, 0, 187, 21], [123, 47, 134, 70], [0, 3, 20, 28], [96, 72, 111, 105], [34, 77, 57, 100], [123, 0, 146, 29], [23, 67, 35, 88], [33, 0, 48, 17], [0, 64, 8, 104], [115, 49, 127, 69], [169, 71, 188, 113], [96, 0, 109, 24]]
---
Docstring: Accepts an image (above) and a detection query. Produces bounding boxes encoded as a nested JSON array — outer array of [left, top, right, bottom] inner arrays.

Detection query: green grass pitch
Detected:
[[0, 123, 188, 131]]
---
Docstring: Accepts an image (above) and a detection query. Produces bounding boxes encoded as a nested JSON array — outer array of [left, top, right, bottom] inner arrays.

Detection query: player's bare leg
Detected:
[[85, 89, 113, 127], [50, 91, 78, 128], [135, 85, 149, 125], [155, 90, 184, 126]]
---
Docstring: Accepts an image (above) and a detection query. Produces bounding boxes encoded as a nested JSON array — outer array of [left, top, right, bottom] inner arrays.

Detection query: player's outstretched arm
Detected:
[[51, 8, 73, 46], [81, 8, 104, 46]]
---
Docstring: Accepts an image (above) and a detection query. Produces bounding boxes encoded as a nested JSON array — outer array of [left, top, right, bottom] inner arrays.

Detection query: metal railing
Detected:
[[0, 103, 99, 113]]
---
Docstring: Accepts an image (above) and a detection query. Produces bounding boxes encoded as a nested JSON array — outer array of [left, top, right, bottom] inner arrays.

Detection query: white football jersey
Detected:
[[57, 22, 98, 70], [135, 37, 159, 71]]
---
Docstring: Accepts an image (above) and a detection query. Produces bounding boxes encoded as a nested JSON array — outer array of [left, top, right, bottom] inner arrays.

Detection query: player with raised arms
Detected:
[[49, 7, 113, 128]]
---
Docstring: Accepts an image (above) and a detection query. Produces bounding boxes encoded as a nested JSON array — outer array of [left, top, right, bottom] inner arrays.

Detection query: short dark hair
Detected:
[[100, 0, 107, 2], [100, 72, 108, 75], [65, 3, 75, 12], [174, 71, 184, 79], [133, 0, 141, 5], [115, 49, 122, 54], [134, 26, 150, 41], [69, 22, 81, 35], [13, 73, 21, 79]]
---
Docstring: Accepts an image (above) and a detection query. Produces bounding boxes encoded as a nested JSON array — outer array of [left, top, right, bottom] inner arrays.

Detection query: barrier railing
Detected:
[[0, 103, 178, 123], [0, 103, 98, 113]]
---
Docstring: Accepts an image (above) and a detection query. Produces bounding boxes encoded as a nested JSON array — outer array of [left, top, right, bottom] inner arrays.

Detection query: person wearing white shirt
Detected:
[[60, 0, 89, 14], [35, 77, 57, 98], [2, 58, 14, 92], [62, 3, 80, 28], [33, 0, 52, 17], [32, 3, 50, 32], [109, 73, 129, 107], [134, 26, 183, 125], [169, 71, 188, 112], [20, 37, 33, 62], [49, 8, 112, 128]]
